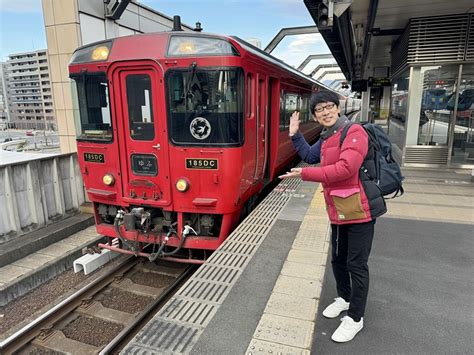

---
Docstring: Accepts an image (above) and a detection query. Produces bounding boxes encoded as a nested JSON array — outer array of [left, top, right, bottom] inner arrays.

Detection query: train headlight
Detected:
[[91, 46, 110, 61], [103, 173, 115, 186], [176, 178, 190, 192], [178, 42, 195, 54], [167, 36, 236, 57], [70, 41, 112, 64]]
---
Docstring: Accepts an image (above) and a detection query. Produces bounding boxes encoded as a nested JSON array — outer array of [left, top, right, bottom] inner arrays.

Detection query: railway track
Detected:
[[0, 256, 195, 354]]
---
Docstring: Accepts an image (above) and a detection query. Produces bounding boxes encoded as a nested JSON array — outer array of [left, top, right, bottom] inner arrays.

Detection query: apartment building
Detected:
[[0, 63, 8, 126], [3, 50, 55, 130]]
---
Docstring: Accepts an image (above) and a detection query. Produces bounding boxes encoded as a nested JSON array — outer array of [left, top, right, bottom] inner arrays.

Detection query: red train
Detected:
[[68, 26, 355, 263]]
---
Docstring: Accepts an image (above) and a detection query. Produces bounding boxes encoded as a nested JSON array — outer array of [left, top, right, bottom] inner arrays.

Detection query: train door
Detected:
[[114, 65, 171, 205], [254, 75, 268, 180]]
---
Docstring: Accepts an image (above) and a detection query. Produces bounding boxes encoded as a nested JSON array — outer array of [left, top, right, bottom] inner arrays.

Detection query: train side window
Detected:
[[299, 95, 305, 123], [296, 95, 302, 121], [126, 74, 155, 141], [305, 94, 313, 122], [279, 91, 286, 130], [246, 73, 254, 118], [284, 93, 297, 128], [301, 94, 310, 123]]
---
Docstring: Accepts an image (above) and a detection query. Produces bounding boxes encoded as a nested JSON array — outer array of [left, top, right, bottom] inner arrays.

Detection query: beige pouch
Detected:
[[330, 188, 366, 221]]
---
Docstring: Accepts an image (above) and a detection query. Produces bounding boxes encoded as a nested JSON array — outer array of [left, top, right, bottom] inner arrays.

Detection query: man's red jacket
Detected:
[[301, 124, 377, 224]]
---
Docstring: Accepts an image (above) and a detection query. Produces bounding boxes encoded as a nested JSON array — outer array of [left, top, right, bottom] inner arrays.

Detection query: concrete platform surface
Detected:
[[124, 167, 473, 354]]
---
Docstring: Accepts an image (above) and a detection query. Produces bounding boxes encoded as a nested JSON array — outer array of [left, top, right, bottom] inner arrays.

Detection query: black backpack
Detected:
[[340, 122, 404, 199]]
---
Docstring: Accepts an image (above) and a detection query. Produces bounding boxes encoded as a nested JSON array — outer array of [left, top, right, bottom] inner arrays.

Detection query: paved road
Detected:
[[0, 130, 59, 148]]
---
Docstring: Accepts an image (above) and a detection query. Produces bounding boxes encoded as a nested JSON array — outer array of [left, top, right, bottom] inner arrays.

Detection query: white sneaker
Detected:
[[331, 316, 364, 342], [322, 297, 350, 318]]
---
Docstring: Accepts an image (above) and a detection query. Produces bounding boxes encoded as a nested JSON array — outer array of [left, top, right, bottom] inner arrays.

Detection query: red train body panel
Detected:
[[68, 31, 353, 263]]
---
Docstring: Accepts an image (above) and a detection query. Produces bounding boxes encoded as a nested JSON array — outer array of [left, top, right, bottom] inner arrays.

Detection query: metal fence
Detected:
[[0, 153, 85, 243]]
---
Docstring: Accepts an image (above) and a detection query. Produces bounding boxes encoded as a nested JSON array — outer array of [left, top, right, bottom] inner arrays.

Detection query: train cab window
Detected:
[[70, 73, 112, 141], [166, 68, 244, 146], [126, 74, 154, 141]]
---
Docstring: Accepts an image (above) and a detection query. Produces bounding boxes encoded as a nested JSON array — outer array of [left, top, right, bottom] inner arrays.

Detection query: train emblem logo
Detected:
[[190, 117, 211, 140]]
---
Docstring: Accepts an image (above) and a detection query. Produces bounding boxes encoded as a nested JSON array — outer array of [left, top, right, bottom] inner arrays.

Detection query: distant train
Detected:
[[422, 88, 447, 111], [391, 92, 408, 122], [68, 24, 359, 263]]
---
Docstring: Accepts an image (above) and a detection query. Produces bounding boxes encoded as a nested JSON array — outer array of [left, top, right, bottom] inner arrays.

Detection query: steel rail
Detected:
[[0, 256, 137, 354], [99, 264, 197, 354]]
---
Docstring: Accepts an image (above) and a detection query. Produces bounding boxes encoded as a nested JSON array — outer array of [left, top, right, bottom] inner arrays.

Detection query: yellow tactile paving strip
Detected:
[[246, 184, 330, 354]]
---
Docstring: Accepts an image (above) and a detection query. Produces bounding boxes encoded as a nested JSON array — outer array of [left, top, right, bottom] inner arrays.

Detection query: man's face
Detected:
[[313, 101, 340, 128]]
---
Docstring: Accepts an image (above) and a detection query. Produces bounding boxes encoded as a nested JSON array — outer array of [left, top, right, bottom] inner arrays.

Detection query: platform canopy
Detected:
[[304, 0, 474, 81]]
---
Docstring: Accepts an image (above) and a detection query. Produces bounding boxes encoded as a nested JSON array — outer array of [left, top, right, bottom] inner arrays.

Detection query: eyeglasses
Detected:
[[314, 103, 336, 113]]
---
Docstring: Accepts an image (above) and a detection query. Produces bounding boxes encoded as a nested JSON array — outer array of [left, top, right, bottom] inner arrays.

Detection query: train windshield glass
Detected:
[[167, 68, 244, 146], [70, 73, 112, 141]]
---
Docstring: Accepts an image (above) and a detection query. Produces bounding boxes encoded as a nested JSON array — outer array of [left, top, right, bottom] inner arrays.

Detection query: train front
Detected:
[[68, 34, 248, 263]]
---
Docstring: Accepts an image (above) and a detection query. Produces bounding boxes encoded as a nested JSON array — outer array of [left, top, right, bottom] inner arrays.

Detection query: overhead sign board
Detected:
[[351, 80, 368, 92], [368, 77, 391, 87]]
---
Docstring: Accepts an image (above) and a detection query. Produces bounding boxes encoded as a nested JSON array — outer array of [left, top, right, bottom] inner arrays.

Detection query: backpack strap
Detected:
[[339, 122, 354, 147], [385, 186, 405, 199], [339, 122, 374, 182]]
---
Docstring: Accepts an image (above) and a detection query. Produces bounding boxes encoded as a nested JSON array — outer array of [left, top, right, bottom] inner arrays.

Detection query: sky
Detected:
[[0, 0, 335, 73]]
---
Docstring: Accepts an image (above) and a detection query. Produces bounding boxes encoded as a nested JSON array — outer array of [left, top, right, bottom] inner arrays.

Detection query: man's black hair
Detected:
[[310, 91, 340, 113]]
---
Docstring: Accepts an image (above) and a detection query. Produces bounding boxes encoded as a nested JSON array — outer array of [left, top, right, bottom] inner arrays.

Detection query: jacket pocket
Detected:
[[330, 188, 366, 221]]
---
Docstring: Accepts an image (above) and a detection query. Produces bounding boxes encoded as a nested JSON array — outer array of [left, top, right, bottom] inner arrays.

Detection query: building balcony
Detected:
[[10, 93, 41, 98], [8, 77, 40, 83], [9, 71, 39, 78], [9, 63, 38, 71], [12, 99, 43, 104], [11, 84, 40, 90], [7, 56, 36, 64]]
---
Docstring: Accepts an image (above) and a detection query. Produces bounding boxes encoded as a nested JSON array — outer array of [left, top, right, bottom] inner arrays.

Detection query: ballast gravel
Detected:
[[95, 287, 152, 314], [61, 315, 124, 347], [130, 271, 176, 288], [0, 270, 88, 336]]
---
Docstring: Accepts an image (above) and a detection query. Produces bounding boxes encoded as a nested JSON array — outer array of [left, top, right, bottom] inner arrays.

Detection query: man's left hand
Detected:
[[279, 168, 302, 179]]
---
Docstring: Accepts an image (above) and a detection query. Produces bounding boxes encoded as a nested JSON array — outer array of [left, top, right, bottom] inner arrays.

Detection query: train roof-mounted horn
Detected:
[[173, 15, 184, 31]]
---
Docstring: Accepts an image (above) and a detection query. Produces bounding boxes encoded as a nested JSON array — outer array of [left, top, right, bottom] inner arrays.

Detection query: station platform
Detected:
[[123, 167, 473, 354], [1, 168, 472, 353]]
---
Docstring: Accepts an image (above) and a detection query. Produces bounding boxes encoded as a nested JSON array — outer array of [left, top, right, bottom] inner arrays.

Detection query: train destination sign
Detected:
[[131, 154, 158, 176], [84, 152, 105, 163], [186, 158, 218, 170]]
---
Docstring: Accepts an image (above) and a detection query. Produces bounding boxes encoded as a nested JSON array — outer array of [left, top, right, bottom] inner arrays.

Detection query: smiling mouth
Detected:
[[320, 116, 336, 125]]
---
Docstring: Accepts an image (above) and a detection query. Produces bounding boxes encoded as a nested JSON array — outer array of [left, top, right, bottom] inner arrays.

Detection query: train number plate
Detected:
[[186, 158, 218, 170], [84, 152, 104, 163], [131, 154, 158, 176]]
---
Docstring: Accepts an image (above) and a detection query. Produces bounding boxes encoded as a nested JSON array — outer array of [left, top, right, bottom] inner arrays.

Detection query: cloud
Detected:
[[0, 0, 42, 13], [271, 34, 331, 68], [287, 34, 324, 53]]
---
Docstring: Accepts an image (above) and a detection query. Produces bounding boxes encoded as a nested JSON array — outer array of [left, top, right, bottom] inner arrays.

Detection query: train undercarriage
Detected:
[[94, 202, 238, 264]]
